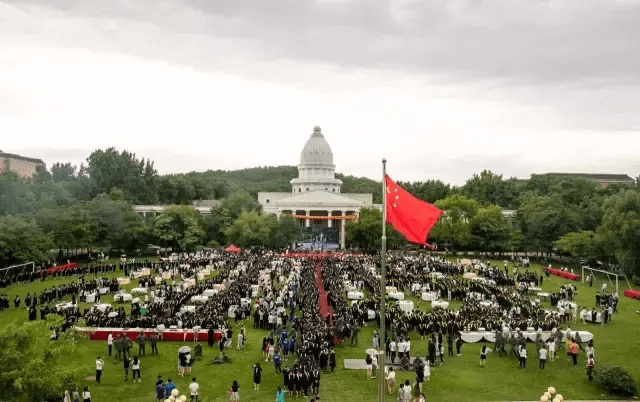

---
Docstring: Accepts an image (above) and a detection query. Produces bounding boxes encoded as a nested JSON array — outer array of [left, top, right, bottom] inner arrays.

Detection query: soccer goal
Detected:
[[581, 265, 631, 294], [0, 261, 35, 279]]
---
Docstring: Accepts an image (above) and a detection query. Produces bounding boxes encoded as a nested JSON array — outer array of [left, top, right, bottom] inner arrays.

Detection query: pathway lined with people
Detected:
[[315, 260, 334, 326]]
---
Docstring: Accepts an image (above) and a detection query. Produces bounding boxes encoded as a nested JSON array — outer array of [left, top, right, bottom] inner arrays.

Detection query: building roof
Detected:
[[300, 126, 334, 166], [543, 173, 634, 181], [269, 190, 367, 207], [0, 151, 46, 165]]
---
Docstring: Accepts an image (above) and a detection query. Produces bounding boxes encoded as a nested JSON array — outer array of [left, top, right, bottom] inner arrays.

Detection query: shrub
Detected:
[[594, 364, 638, 396]]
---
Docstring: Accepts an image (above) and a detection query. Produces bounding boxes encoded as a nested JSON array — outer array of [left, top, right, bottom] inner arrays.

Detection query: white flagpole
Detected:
[[378, 159, 387, 402]]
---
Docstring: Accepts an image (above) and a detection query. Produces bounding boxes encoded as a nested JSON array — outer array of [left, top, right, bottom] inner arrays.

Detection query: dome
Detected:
[[300, 126, 334, 166]]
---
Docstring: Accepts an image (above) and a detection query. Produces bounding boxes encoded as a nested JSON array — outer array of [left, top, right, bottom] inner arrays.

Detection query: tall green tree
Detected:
[[0, 315, 84, 402], [461, 170, 520, 208], [470, 205, 511, 253], [596, 190, 640, 276], [517, 194, 582, 256], [397, 179, 451, 204], [430, 195, 480, 251], [555, 231, 598, 266], [269, 216, 303, 249], [221, 190, 260, 220], [345, 207, 404, 250], [0, 216, 53, 265], [224, 210, 274, 248], [86, 148, 158, 204], [152, 205, 204, 251]]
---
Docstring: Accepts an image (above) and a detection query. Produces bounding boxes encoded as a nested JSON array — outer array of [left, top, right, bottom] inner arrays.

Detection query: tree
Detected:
[[89, 191, 149, 252], [397, 179, 451, 204], [430, 195, 480, 251], [152, 205, 204, 251], [596, 190, 640, 276], [517, 194, 582, 256], [461, 170, 520, 208], [221, 190, 260, 221], [555, 231, 598, 266], [345, 207, 404, 250], [0, 315, 83, 402], [470, 205, 511, 253], [269, 216, 303, 249], [224, 211, 274, 248], [86, 148, 158, 204], [0, 215, 53, 265], [202, 206, 234, 246], [50, 162, 77, 182]]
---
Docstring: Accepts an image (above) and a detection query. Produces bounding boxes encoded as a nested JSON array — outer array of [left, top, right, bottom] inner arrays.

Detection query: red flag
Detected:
[[385, 174, 443, 248]]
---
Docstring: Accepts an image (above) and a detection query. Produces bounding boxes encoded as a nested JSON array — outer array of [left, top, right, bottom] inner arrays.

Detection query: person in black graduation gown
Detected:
[[208, 328, 214, 347], [328, 348, 336, 373]]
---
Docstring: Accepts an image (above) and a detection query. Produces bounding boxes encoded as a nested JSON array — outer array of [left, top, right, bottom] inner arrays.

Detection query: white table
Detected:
[[240, 297, 251, 307], [131, 288, 148, 295], [537, 292, 550, 299], [114, 293, 132, 302], [432, 300, 449, 309], [421, 292, 438, 302], [190, 295, 209, 304], [459, 330, 593, 343], [558, 300, 577, 310], [56, 302, 76, 311], [99, 287, 110, 295], [411, 284, 423, 292], [385, 286, 397, 294], [347, 291, 364, 300], [117, 277, 130, 285], [227, 305, 239, 318], [463, 272, 477, 279], [213, 284, 226, 291], [180, 305, 196, 313], [389, 292, 404, 300], [203, 289, 217, 297], [398, 300, 414, 313], [93, 303, 111, 313], [368, 309, 376, 320], [480, 301, 497, 308]]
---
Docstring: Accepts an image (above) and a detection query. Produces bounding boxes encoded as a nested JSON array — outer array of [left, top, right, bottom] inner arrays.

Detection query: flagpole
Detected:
[[378, 158, 387, 402]]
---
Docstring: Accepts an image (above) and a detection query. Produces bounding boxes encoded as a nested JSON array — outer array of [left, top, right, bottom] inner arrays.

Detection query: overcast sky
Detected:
[[1, 0, 639, 185]]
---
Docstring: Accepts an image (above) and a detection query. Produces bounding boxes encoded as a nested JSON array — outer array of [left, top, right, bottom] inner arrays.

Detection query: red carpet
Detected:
[[315, 261, 334, 326]]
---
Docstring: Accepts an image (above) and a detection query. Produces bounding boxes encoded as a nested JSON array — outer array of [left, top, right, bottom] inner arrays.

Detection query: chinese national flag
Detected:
[[385, 174, 443, 248]]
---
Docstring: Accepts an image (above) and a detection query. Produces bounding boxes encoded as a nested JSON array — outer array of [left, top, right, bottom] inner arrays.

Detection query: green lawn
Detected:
[[1, 258, 639, 401]]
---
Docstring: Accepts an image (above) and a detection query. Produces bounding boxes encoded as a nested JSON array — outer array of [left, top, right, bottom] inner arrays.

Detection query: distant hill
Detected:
[[186, 166, 382, 202]]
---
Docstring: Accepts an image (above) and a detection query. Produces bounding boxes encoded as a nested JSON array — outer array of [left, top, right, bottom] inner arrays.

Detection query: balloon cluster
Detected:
[[163, 389, 188, 402], [540, 386, 563, 402]]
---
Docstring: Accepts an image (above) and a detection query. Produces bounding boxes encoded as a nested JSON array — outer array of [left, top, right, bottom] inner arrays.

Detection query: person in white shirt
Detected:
[[82, 386, 91, 402], [107, 332, 113, 357], [479, 344, 492, 367], [189, 377, 200, 401], [538, 346, 548, 369], [95, 356, 104, 384], [385, 367, 396, 394], [519, 346, 527, 368], [405, 339, 411, 360], [547, 340, 556, 361], [389, 340, 397, 363]]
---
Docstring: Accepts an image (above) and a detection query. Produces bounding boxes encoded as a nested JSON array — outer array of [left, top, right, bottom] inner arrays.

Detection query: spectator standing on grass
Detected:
[[164, 378, 176, 398], [479, 344, 492, 367], [82, 386, 91, 402], [132, 356, 141, 383], [538, 345, 547, 369], [107, 331, 113, 356], [519, 345, 527, 368], [123, 355, 130, 381], [586, 354, 595, 381], [189, 377, 200, 401], [253, 363, 262, 390], [156, 379, 165, 401], [72, 388, 80, 402], [229, 379, 240, 401], [95, 356, 104, 384], [135, 331, 146, 356]]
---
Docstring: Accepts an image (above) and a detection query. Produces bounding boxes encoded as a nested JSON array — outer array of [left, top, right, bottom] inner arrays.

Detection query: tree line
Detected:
[[1, 148, 639, 277]]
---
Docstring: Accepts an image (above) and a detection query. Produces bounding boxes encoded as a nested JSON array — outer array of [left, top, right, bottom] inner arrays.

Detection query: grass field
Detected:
[[1, 258, 639, 401]]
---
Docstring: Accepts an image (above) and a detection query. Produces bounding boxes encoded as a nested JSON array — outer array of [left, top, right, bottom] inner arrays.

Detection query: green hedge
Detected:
[[594, 364, 638, 396]]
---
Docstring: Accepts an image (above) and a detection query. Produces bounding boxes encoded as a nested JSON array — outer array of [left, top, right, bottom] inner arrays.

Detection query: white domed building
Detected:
[[258, 126, 374, 249]]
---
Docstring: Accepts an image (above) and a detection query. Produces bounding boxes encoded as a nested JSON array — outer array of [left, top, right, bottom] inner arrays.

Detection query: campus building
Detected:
[[258, 126, 375, 249], [0, 150, 46, 178]]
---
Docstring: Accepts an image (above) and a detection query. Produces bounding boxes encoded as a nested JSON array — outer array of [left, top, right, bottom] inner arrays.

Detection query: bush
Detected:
[[594, 364, 638, 396]]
